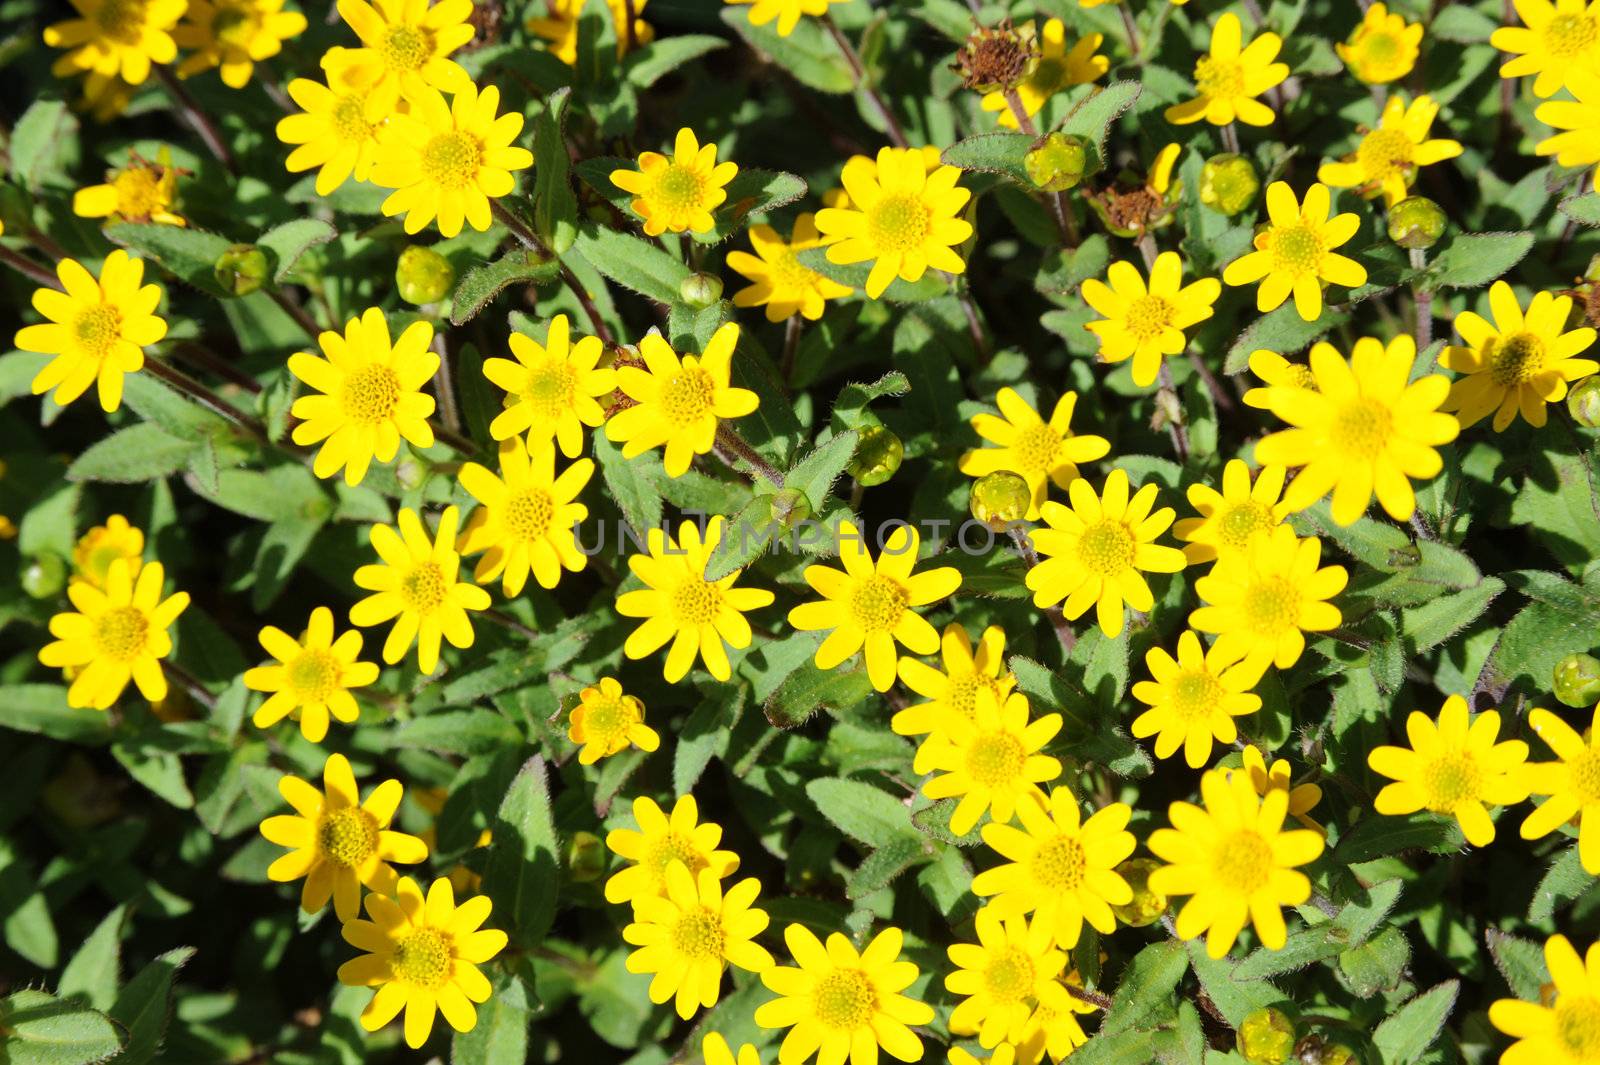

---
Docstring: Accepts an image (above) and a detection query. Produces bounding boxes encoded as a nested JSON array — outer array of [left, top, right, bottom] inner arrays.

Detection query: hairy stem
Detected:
[[823, 15, 910, 149], [152, 65, 237, 173], [715, 425, 784, 486], [491, 200, 617, 346], [0, 245, 63, 288]]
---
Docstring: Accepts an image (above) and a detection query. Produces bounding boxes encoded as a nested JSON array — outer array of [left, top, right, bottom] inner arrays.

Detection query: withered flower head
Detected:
[[952, 18, 1039, 93]]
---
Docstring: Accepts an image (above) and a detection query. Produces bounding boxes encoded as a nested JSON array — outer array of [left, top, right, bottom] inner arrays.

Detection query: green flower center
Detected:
[[421, 131, 482, 190], [1555, 994, 1600, 1060], [669, 905, 724, 960], [944, 672, 1000, 721], [332, 93, 374, 143], [286, 648, 342, 703], [391, 927, 454, 988], [983, 946, 1036, 1003], [848, 575, 908, 632], [769, 248, 818, 289], [1213, 829, 1273, 894], [1269, 224, 1324, 275], [340, 364, 401, 424], [1216, 501, 1275, 551], [1026, 56, 1067, 93], [94, 0, 148, 42], [1358, 29, 1401, 64], [400, 561, 447, 613], [1421, 752, 1483, 812], [316, 806, 379, 867], [520, 358, 577, 417], [660, 366, 716, 425], [867, 195, 931, 253], [1331, 397, 1394, 459], [1012, 424, 1063, 475], [1545, 13, 1598, 57], [966, 731, 1027, 788], [210, 5, 256, 48], [582, 693, 633, 745], [1243, 575, 1300, 635], [1356, 127, 1415, 183], [644, 830, 705, 879], [1489, 332, 1546, 386], [1124, 294, 1174, 342], [1195, 55, 1246, 99], [1031, 833, 1087, 891], [94, 605, 149, 661], [380, 23, 434, 71], [812, 969, 876, 1030], [1078, 519, 1135, 577], [1172, 670, 1225, 722], [672, 577, 722, 625], [653, 164, 706, 213], [505, 488, 555, 542], [74, 305, 123, 361]]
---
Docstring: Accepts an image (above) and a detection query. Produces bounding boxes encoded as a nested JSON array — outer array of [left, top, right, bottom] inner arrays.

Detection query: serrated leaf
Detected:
[[0, 685, 115, 744], [571, 223, 690, 304], [625, 34, 726, 88], [58, 906, 127, 1012], [943, 131, 1034, 185], [450, 971, 529, 1065], [10, 100, 78, 191], [449, 247, 561, 325], [695, 168, 808, 244], [1560, 192, 1600, 226], [1060, 80, 1141, 168], [1371, 980, 1457, 1065], [1529, 845, 1593, 921], [845, 837, 930, 899], [1488, 929, 1549, 1002], [1333, 811, 1462, 864], [1423, 231, 1533, 290], [256, 219, 335, 283], [67, 424, 198, 484], [593, 433, 664, 537], [483, 757, 560, 949], [390, 710, 522, 756], [805, 778, 917, 849], [765, 660, 874, 727], [1101, 940, 1188, 1034]]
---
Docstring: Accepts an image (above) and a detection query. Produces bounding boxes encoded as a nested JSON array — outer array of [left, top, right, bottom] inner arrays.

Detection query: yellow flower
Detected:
[[1222, 182, 1367, 321], [893, 624, 1015, 773], [622, 861, 773, 1019], [1336, 2, 1422, 84], [1131, 631, 1262, 768], [1188, 525, 1345, 682], [288, 308, 439, 486], [38, 558, 188, 710], [1230, 745, 1324, 834], [604, 794, 741, 905], [259, 752, 429, 921], [703, 1032, 763, 1065], [1172, 459, 1289, 565], [457, 436, 593, 595], [604, 323, 760, 477], [16, 251, 167, 413], [727, 213, 855, 322], [616, 516, 775, 682], [277, 65, 393, 196], [922, 689, 1064, 836], [980, 20, 1107, 128], [1164, 13, 1288, 126], [958, 388, 1110, 522], [726, 0, 849, 37], [73, 150, 185, 226], [610, 127, 737, 237], [1491, 0, 1600, 98], [1254, 335, 1460, 524], [815, 146, 974, 300], [754, 924, 935, 1065], [43, 0, 183, 86], [1367, 694, 1531, 847], [72, 514, 145, 588], [569, 677, 660, 764], [484, 314, 617, 457], [1522, 706, 1600, 871], [350, 506, 491, 673], [528, 0, 652, 65], [971, 787, 1135, 950], [1241, 349, 1316, 409], [244, 607, 380, 743], [1014, 979, 1096, 1064], [1489, 933, 1600, 1062], [1441, 280, 1600, 431], [331, 0, 475, 98], [1317, 95, 1462, 205], [1148, 768, 1325, 958], [1537, 70, 1600, 181], [945, 908, 1074, 1048], [173, 0, 307, 88], [337, 876, 507, 1049], [1081, 253, 1222, 387], [788, 520, 962, 692], [371, 82, 533, 237], [1024, 468, 1187, 638]]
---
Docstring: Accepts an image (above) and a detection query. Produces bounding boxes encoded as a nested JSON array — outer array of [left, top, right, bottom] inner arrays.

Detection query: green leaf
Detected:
[[832, 372, 911, 428], [673, 685, 743, 795], [450, 971, 529, 1065], [0, 989, 121, 1065], [846, 837, 931, 899], [1338, 924, 1411, 998], [1530, 845, 1592, 922], [1488, 929, 1549, 1002], [943, 131, 1034, 185], [121, 373, 230, 444], [58, 906, 127, 1012], [1422, 231, 1534, 290], [191, 464, 330, 525], [625, 34, 727, 88], [1430, 3, 1498, 41], [765, 660, 874, 728], [1224, 301, 1350, 374], [593, 433, 665, 537], [1187, 944, 1283, 1027], [1398, 577, 1503, 652], [1333, 812, 1462, 864], [1101, 940, 1189, 1034], [697, 168, 808, 244], [67, 423, 199, 483], [1060, 81, 1142, 169], [533, 89, 579, 254], [721, 7, 853, 93], [104, 224, 234, 298], [483, 756, 560, 949], [10, 100, 79, 191], [107, 947, 195, 1065], [805, 778, 918, 849], [785, 431, 858, 512], [256, 219, 335, 283], [389, 710, 523, 756], [571, 223, 690, 305], [449, 247, 561, 326], [1371, 980, 1458, 1065], [0, 685, 115, 744]]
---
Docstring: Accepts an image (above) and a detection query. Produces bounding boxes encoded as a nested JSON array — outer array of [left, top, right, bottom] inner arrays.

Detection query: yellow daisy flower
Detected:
[[980, 20, 1108, 129], [73, 150, 185, 226], [610, 127, 738, 237], [622, 861, 774, 1019], [1172, 460, 1290, 566], [1164, 12, 1289, 127], [38, 558, 189, 710], [604, 794, 741, 905], [1241, 349, 1317, 409], [1536, 70, 1600, 181], [457, 436, 593, 596], [814, 146, 974, 299], [1441, 280, 1599, 430], [726, 0, 849, 37], [16, 251, 167, 413], [1489, 934, 1600, 1062], [1367, 694, 1531, 847], [277, 65, 393, 196], [483, 314, 616, 457], [331, 0, 475, 98], [287, 307, 439, 486], [173, 0, 307, 88], [1317, 95, 1462, 205], [823, 145, 946, 216], [1188, 525, 1346, 682], [727, 213, 855, 322], [1522, 706, 1600, 871], [72, 514, 145, 588], [350, 506, 492, 674], [971, 787, 1135, 950], [1231, 745, 1324, 834], [568, 676, 660, 765], [1024, 468, 1187, 639], [371, 82, 533, 237], [922, 689, 1064, 836], [893, 623, 1015, 773], [1222, 182, 1367, 321], [1015, 980, 1096, 1064], [1131, 631, 1262, 768], [754, 924, 935, 1065], [1081, 252, 1222, 387], [945, 908, 1074, 1048], [43, 0, 184, 87], [788, 520, 962, 692], [1254, 335, 1460, 524], [259, 752, 429, 921], [337, 876, 507, 1049], [1491, 0, 1600, 98], [958, 387, 1111, 522], [616, 516, 775, 683], [244, 607, 380, 743], [703, 1032, 763, 1065], [604, 323, 760, 478], [1336, 2, 1422, 84], [1147, 768, 1326, 958], [528, 0, 652, 65]]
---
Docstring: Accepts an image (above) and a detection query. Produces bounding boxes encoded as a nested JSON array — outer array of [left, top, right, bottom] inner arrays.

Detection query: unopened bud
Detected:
[[1554, 652, 1600, 707], [679, 272, 724, 309], [1025, 133, 1088, 192], [969, 471, 1031, 528], [21, 553, 66, 599], [1387, 196, 1446, 250], [848, 424, 903, 487], [396, 245, 455, 305], [1199, 154, 1259, 216], [1110, 857, 1166, 927], [1570, 376, 1600, 428], [770, 487, 812, 529], [568, 830, 605, 882], [214, 243, 269, 296], [1315, 1044, 1357, 1065], [1237, 1007, 1297, 1065]]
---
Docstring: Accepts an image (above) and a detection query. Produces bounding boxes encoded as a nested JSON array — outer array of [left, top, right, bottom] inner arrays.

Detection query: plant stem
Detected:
[[152, 65, 236, 174], [1409, 247, 1433, 352], [1220, 121, 1241, 154], [1002, 89, 1076, 247], [1064, 983, 1114, 1011], [1240, 0, 1267, 22], [480, 607, 540, 643], [1007, 526, 1077, 654], [1117, 1, 1141, 59], [949, 275, 992, 357], [823, 15, 910, 149], [1187, 351, 1233, 412], [431, 329, 462, 433], [714, 425, 784, 486], [1157, 360, 1190, 463], [781, 315, 803, 383], [268, 288, 325, 341], [162, 659, 218, 711], [170, 341, 263, 393], [490, 200, 616, 346], [0, 245, 63, 288], [622, 0, 639, 52], [143, 356, 273, 443]]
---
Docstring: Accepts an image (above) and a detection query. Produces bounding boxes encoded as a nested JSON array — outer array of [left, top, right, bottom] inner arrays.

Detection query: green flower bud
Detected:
[[1316, 1044, 1357, 1065], [396, 245, 455, 305], [1570, 376, 1600, 428], [969, 471, 1031, 528], [20, 553, 66, 599], [213, 243, 269, 297], [1025, 133, 1088, 193], [679, 272, 724, 309], [770, 487, 812, 529], [1387, 196, 1447, 250], [1109, 857, 1167, 927], [848, 424, 903, 487], [568, 830, 606, 883], [1199, 153, 1260, 216], [1237, 1007, 1296, 1065], [1555, 652, 1600, 707]]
